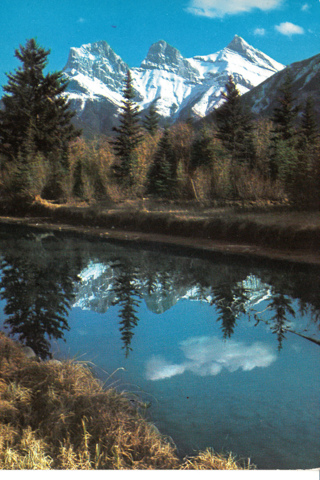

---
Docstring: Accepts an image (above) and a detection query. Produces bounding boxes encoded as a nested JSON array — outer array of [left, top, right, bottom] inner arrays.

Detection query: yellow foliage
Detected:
[[130, 133, 160, 197]]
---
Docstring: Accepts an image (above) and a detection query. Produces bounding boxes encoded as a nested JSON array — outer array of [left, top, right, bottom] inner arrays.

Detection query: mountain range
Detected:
[[1, 36, 318, 136], [62, 35, 285, 135]]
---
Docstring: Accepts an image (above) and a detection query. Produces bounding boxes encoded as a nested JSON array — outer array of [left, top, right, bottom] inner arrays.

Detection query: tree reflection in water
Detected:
[[111, 262, 142, 357], [0, 225, 319, 358], [209, 282, 249, 339], [0, 234, 82, 359], [77, 247, 320, 355]]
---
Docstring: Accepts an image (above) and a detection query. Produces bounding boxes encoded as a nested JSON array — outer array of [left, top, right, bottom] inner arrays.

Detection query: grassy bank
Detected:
[[0, 197, 320, 265], [0, 333, 252, 470]]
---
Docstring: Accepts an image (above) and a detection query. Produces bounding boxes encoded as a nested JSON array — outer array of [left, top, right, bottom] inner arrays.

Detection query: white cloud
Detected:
[[185, 0, 283, 18], [145, 336, 276, 381], [77, 18, 86, 23], [275, 22, 305, 36], [301, 3, 310, 11], [254, 28, 266, 36], [145, 356, 185, 381]]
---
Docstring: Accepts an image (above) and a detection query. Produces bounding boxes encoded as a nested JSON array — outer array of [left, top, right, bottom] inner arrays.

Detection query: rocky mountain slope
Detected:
[[62, 35, 284, 135], [240, 52, 320, 121]]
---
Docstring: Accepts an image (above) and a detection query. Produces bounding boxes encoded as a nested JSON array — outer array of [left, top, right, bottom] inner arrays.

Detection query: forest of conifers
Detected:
[[0, 39, 319, 209]]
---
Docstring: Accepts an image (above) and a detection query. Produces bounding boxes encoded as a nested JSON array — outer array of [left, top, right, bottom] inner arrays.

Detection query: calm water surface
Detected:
[[0, 224, 319, 469]]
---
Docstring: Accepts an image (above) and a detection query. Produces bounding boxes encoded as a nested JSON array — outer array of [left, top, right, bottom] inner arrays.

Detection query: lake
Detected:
[[0, 223, 319, 470]]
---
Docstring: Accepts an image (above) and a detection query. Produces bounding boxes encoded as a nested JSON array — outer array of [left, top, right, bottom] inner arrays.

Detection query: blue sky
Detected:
[[1, 0, 319, 90]]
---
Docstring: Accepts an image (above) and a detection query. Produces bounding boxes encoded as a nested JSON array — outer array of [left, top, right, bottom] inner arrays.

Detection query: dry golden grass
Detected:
[[181, 448, 251, 470], [0, 425, 53, 470], [0, 333, 253, 470]]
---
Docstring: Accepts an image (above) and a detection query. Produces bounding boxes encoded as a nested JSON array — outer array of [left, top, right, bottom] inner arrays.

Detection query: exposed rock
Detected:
[[46, 359, 62, 366], [22, 346, 38, 359], [242, 53, 320, 121]]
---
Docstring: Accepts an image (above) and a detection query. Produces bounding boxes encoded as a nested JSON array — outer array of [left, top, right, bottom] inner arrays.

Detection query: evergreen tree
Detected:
[[269, 71, 298, 180], [190, 126, 218, 199], [0, 39, 80, 163], [72, 159, 85, 199], [7, 121, 47, 203], [215, 75, 256, 168], [147, 128, 177, 197], [298, 97, 319, 148], [190, 126, 215, 171], [271, 71, 298, 143], [292, 97, 320, 208], [143, 102, 160, 137], [111, 70, 143, 185]]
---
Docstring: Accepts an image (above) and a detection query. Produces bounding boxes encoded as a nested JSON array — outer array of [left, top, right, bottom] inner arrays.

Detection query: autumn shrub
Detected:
[[87, 137, 115, 200], [68, 137, 115, 203], [169, 123, 195, 198], [232, 165, 286, 201], [130, 133, 160, 197], [283, 143, 320, 209], [253, 118, 274, 177]]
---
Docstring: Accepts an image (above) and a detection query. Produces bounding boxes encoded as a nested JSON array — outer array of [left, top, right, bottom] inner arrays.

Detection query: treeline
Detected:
[[0, 39, 319, 208]]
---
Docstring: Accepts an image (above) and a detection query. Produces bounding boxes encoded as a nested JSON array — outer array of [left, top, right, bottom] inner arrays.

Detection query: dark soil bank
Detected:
[[0, 199, 319, 265]]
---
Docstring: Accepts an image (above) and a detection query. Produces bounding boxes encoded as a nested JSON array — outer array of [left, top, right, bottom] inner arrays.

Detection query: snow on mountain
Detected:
[[63, 35, 285, 134], [185, 35, 284, 117], [63, 41, 127, 130], [64, 40, 128, 96]]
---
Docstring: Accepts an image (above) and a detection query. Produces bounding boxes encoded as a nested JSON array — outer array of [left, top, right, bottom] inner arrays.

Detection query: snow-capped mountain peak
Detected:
[[64, 40, 128, 93], [226, 35, 284, 72], [140, 40, 199, 81], [141, 40, 181, 69], [63, 36, 285, 134]]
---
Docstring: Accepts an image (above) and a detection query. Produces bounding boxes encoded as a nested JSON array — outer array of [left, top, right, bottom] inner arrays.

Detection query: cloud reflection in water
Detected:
[[146, 336, 276, 381]]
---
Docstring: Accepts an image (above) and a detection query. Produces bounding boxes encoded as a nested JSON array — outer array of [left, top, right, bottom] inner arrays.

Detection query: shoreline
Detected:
[[0, 208, 320, 267], [0, 333, 251, 470]]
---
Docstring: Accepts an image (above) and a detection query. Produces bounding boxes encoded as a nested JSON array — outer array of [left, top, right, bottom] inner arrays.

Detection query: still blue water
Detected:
[[0, 224, 319, 469]]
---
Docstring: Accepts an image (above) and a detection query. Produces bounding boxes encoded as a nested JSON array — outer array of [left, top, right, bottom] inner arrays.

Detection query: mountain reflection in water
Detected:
[[0, 224, 319, 469], [0, 224, 319, 358]]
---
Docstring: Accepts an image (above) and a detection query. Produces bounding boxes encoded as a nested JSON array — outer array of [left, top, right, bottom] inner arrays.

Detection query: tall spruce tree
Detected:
[[72, 159, 85, 200], [271, 71, 298, 144], [0, 39, 80, 163], [269, 71, 299, 181], [147, 127, 177, 197], [298, 97, 318, 148], [143, 102, 160, 137], [215, 75, 256, 168], [112, 70, 143, 185], [191, 126, 215, 171], [293, 97, 320, 207], [0, 39, 80, 201]]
